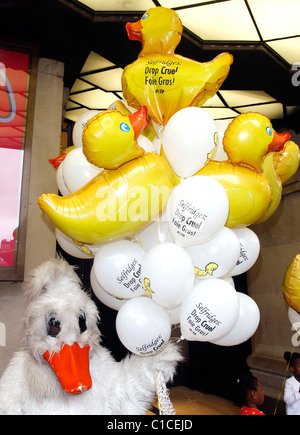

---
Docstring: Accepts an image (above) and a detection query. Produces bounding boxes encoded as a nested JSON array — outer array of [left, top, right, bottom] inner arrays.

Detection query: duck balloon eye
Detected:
[[120, 122, 130, 133], [142, 13, 149, 20], [266, 126, 273, 136]]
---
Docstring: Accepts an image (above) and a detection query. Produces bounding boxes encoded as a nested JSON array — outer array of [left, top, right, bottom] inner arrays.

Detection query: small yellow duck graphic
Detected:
[[194, 262, 218, 277], [144, 277, 155, 298], [72, 240, 94, 256]]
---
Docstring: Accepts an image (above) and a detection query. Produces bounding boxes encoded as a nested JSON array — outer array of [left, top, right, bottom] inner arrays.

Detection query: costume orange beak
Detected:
[[268, 131, 291, 153], [43, 343, 92, 395], [126, 20, 143, 43], [129, 106, 149, 140]]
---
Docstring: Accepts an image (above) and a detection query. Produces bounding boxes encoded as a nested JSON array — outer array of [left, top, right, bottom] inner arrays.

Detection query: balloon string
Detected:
[[274, 329, 299, 415], [158, 215, 161, 244], [135, 234, 144, 250], [170, 333, 185, 343], [135, 213, 161, 249]]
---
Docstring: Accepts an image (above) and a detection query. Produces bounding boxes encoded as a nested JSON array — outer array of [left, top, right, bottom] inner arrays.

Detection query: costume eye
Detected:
[[47, 317, 61, 337], [79, 313, 87, 334]]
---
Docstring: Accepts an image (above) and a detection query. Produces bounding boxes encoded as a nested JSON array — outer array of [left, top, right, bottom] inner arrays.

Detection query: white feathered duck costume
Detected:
[[0, 258, 182, 415]]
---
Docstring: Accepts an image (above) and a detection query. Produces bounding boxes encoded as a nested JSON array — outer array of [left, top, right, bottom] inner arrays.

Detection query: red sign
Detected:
[[0, 48, 30, 267]]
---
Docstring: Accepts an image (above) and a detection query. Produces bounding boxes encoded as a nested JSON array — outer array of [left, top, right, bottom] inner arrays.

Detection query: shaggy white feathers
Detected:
[[0, 257, 182, 415]]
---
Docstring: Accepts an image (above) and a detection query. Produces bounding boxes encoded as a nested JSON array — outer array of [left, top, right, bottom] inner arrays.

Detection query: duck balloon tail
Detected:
[[282, 254, 300, 314], [273, 140, 300, 184], [195, 52, 234, 105], [256, 153, 282, 224], [258, 140, 300, 224], [38, 153, 175, 245]]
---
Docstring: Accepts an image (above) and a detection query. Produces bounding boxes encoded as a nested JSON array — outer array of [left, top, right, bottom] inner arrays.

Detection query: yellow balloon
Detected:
[[256, 152, 282, 224], [114, 100, 132, 116], [38, 153, 175, 245], [82, 107, 148, 169], [282, 254, 300, 314], [223, 113, 291, 172], [273, 140, 300, 184], [196, 161, 271, 228], [122, 7, 233, 125], [196, 112, 294, 227]]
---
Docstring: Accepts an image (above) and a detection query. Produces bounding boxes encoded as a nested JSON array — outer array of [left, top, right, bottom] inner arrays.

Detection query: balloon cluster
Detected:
[[49, 106, 264, 357], [41, 6, 300, 357]]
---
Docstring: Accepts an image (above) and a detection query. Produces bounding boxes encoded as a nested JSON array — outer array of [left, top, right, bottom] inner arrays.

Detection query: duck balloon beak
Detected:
[[268, 131, 291, 153], [129, 106, 149, 140], [126, 20, 143, 43], [43, 343, 92, 395]]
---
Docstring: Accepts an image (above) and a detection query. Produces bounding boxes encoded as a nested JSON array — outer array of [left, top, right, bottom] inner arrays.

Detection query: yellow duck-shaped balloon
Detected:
[[38, 106, 176, 245], [197, 113, 292, 227], [282, 254, 300, 314], [82, 107, 148, 169], [122, 7, 233, 126]]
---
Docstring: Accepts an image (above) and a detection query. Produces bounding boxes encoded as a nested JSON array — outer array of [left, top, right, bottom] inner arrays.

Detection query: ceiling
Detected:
[[1, 0, 300, 129]]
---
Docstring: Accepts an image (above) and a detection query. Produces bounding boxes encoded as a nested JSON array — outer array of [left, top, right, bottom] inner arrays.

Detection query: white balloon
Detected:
[[214, 119, 231, 161], [62, 147, 103, 193], [152, 135, 162, 154], [94, 240, 145, 299], [162, 107, 218, 178], [230, 228, 260, 276], [72, 110, 101, 148], [151, 121, 164, 139], [141, 243, 195, 309], [167, 176, 229, 248], [56, 161, 70, 196], [137, 135, 156, 153], [136, 213, 173, 252], [288, 307, 300, 326], [55, 228, 94, 259], [221, 276, 236, 288], [185, 227, 240, 280], [180, 279, 240, 342], [211, 293, 260, 346], [116, 297, 171, 356], [168, 304, 181, 325], [90, 266, 127, 311], [55, 228, 102, 259]]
